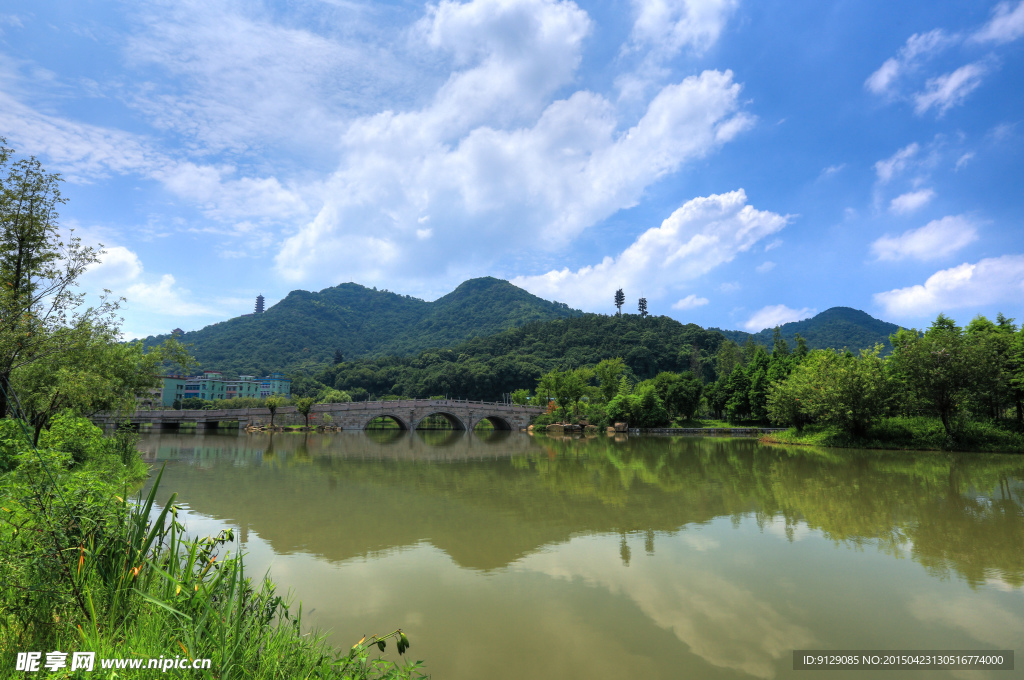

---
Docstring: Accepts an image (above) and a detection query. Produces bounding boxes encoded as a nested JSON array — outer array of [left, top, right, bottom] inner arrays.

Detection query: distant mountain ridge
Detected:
[[142, 277, 581, 376], [712, 307, 906, 352]]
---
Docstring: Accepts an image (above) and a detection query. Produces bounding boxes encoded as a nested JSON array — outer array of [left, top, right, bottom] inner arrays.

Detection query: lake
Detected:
[[137, 431, 1024, 680]]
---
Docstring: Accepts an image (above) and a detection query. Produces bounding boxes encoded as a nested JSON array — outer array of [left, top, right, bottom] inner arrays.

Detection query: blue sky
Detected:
[[1, 0, 1022, 338]]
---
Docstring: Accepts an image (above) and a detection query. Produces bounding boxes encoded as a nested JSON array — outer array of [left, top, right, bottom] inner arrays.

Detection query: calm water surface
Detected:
[[137, 431, 1024, 680]]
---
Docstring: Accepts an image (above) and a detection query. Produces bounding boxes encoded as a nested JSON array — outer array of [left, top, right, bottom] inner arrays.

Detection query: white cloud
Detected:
[[970, 0, 1024, 44], [124, 274, 218, 317], [764, 238, 782, 251], [755, 260, 775, 273], [81, 246, 144, 289], [719, 281, 741, 293], [0, 88, 309, 226], [955, 152, 975, 169], [874, 254, 1024, 317], [743, 305, 816, 332], [276, 58, 755, 285], [870, 215, 978, 261], [888, 188, 935, 214], [628, 0, 739, 58], [512, 190, 788, 310], [874, 143, 919, 183], [913, 62, 987, 116], [672, 294, 709, 310], [865, 30, 954, 96], [122, 0, 408, 154], [81, 245, 218, 318], [819, 163, 845, 177]]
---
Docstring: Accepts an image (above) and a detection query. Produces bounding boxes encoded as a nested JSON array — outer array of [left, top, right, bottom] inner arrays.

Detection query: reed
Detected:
[[0, 416, 425, 679]]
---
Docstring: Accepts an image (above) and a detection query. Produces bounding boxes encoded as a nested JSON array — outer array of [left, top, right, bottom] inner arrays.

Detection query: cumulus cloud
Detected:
[[512, 190, 788, 310], [864, 30, 954, 96], [628, 0, 739, 58], [276, 56, 755, 285], [870, 215, 978, 261], [672, 294, 709, 310], [970, 0, 1024, 44], [874, 254, 1024, 317], [82, 245, 218, 317], [913, 62, 987, 116], [743, 305, 816, 332], [888, 188, 935, 214], [755, 260, 775, 273]]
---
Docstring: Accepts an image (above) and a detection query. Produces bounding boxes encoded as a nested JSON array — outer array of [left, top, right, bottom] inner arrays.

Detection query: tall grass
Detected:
[[0, 417, 425, 679]]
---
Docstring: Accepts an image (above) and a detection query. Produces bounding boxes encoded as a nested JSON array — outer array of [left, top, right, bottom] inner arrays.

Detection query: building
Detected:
[[255, 295, 265, 314], [160, 370, 291, 407]]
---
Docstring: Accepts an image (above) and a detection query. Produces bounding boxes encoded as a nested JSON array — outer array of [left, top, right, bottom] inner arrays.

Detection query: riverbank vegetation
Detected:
[[0, 142, 423, 678]]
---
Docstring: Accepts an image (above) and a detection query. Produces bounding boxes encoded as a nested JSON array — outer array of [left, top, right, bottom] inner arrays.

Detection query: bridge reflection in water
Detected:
[[95, 398, 544, 431], [136, 432, 1024, 680]]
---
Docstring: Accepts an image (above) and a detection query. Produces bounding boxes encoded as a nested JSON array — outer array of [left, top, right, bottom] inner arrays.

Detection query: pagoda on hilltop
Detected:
[[255, 294, 265, 314]]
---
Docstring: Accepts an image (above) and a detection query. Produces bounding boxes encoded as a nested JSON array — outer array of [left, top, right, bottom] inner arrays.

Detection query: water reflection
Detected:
[[139, 431, 1024, 585], [137, 431, 1024, 680]]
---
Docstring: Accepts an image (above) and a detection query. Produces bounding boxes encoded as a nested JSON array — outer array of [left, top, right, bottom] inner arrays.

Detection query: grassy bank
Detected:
[[0, 416, 425, 679], [760, 416, 1024, 453]]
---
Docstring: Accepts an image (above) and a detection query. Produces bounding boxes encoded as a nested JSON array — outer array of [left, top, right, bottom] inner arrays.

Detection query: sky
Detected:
[[1, 0, 1022, 338]]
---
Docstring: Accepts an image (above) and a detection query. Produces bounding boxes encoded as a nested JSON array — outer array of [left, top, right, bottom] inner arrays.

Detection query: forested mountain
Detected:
[[316, 314, 725, 401], [713, 307, 905, 353], [141, 278, 580, 375]]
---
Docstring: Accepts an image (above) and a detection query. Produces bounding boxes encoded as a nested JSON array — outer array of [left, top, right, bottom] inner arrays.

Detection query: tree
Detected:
[[638, 297, 648, 318], [595, 357, 626, 402], [510, 388, 530, 405], [333, 349, 345, 364], [888, 316, 979, 436], [614, 288, 625, 315], [768, 347, 889, 435], [316, 387, 352, 403], [12, 326, 187, 444], [295, 397, 316, 428], [0, 140, 108, 419], [652, 371, 703, 421], [265, 395, 282, 427], [793, 333, 809, 359]]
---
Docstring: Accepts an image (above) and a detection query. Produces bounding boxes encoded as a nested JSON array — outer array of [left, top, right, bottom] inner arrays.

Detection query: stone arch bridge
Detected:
[[93, 399, 545, 432]]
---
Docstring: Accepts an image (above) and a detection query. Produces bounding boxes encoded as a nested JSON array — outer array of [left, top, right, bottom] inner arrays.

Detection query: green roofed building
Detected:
[[160, 370, 291, 407]]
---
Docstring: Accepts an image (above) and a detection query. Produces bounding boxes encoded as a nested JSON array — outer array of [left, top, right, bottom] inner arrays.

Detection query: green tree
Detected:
[[316, 387, 352, 403], [265, 395, 283, 427], [793, 333, 809, 359], [889, 316, 979, 436], [594, 357, 625, 402], [768, 347, 889, 435], [614, 288, 625, 315], [725, 367, 752, 421], [295, 396, 316, 428], [510, 388, 531, 405], [0, 140, 107, 419], [638, 297, 648, 318], [652, 371, 703, 421]]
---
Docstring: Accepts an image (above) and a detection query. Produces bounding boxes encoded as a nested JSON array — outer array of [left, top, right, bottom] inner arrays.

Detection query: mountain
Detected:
[[318, 313, 727, 400], [141, 277, 580, 376], [712, 307, 906, 352]]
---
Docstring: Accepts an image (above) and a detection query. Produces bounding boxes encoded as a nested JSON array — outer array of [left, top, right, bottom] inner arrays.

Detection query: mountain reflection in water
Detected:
[[138, 431, 1024, 680]]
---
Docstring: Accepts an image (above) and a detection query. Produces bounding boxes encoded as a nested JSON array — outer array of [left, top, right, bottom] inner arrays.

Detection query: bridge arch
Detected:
[[413, 411, 468, 431], [362, 413, 410, 431], [472, 415, 514, 431]]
